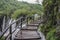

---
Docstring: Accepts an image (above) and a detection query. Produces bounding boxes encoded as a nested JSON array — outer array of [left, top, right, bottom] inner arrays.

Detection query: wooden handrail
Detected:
[[0, 17, 22, 40], [0, 16, 35, 40]]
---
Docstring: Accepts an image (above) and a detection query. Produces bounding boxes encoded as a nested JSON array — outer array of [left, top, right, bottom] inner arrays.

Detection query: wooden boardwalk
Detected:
[[14, 20, 42, 40]]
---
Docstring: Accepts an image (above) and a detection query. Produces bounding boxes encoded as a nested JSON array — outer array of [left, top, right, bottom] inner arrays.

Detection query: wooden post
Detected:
[[33, 16, 34, 22], [2, 16, 5, 32], [10, 25, 12, 40], [21, 18, 22, 29], [27, 17, 28, 25], [20, 18, 23, 38]]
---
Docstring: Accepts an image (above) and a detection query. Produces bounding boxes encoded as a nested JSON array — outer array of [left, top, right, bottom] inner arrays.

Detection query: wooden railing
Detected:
[[0, 16, 35, 40]]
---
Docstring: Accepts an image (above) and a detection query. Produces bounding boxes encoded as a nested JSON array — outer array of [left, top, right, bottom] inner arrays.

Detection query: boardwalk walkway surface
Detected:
[[14, 20, 42, 40], [0, 16, 45, 40]]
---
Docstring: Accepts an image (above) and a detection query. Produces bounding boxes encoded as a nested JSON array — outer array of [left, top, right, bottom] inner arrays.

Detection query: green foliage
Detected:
[[46, 29, 56, 40], [0, 37, 5, 40], [40, 20, 54, 35], [11, 3, 43, 19], [11, 9, 28, 19], [0, 0, 43, 19], [0, 0, 17, 17], [42, 0, 60, 40]]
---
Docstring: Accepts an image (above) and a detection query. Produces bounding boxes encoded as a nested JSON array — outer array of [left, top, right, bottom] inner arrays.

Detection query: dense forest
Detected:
[[0, 0, 43, 19], [40, 0, 60, 40]]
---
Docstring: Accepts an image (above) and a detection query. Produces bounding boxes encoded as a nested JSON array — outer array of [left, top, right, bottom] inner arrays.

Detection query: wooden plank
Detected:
[[31, 20, 41, 24], [22, 26, 37, 31], [14, 30, 41, 40], [27, 25, 38, 27], [27, 24, 39, 26]]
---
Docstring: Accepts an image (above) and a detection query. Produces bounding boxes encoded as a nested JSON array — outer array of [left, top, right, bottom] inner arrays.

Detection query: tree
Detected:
[[42, 0, 59, 40]]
